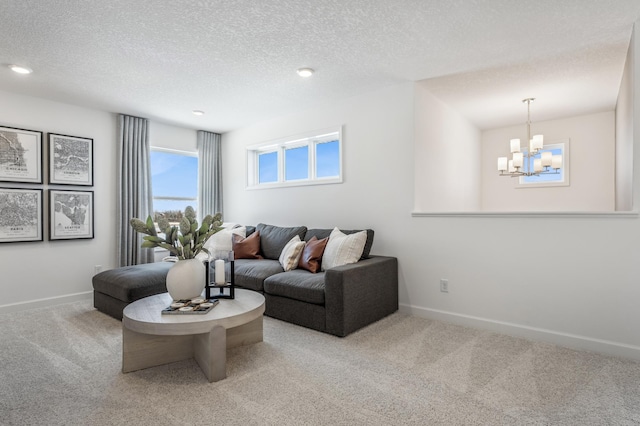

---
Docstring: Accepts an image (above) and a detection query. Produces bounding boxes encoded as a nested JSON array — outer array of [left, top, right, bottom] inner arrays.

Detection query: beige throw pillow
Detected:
[[278, 235, 305, 271], [321, 228, 367, 271]]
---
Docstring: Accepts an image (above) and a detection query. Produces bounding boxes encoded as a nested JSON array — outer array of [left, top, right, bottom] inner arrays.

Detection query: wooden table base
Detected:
[[122, 290, 264, 382]]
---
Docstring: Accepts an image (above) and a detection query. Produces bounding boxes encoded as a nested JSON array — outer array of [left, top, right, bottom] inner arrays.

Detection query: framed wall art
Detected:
[[0, 126, 43, 183], [49, 189, 94, 240], [0, 188, 43, 243], [48, 133, 93, 186]]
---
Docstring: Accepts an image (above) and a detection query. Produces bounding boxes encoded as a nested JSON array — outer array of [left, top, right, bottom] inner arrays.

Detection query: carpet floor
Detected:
[[1, 300, 640, 425]]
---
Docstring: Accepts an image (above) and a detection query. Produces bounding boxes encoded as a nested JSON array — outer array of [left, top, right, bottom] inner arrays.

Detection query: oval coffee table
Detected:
[[122, 288, 265, 382]]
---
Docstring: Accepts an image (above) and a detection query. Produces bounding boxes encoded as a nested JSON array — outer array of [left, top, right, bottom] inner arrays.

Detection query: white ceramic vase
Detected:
[[165, 259, 206, 301]]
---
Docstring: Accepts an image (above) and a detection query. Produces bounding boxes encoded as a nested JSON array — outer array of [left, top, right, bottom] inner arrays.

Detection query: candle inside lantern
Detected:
[[214, 259, 225, 284]]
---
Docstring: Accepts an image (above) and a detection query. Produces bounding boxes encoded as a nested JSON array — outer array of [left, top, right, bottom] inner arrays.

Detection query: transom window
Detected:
[[247, 127, 342, 189], [150, 148, 198, 223]]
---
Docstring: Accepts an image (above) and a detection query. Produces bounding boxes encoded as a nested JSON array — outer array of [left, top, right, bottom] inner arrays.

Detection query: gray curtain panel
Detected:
[[117, 114, 154, 266], [197, 130, 223, 220]]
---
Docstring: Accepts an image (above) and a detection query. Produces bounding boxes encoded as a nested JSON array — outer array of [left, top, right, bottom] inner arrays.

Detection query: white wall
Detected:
[[223, 77, 640, 359], [617, 27, 635, 211], [0, 92, 199, 310], [414, 83, 482, 212], [0, 91, 117, 308], [223, 83, 415, 298], [482, 111, 615, 211], [149, 121, 197, 152]]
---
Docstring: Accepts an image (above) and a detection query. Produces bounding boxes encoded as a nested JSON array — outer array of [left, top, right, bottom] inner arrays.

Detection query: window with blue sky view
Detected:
[[251, 133, 341, 188], [150, 149, 198, 220]]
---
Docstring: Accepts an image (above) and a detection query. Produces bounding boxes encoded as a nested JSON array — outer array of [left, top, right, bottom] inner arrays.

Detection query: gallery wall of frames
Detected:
[[0, 125, 94, 243]]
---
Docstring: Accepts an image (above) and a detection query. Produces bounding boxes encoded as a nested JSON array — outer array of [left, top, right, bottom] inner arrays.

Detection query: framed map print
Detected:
[[49, 133, 93, 186], [49, 189, 94, 240], [0, 126, 43, 183], [0, 188, 43, 243]]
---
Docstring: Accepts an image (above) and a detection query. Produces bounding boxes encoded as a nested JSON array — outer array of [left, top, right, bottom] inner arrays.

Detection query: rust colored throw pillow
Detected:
[[232, 231, 263, 259], [298, 236, 329, 273]]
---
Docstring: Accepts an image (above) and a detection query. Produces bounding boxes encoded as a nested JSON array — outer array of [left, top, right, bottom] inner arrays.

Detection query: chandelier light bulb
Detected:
[[497, 98, 561, 178]]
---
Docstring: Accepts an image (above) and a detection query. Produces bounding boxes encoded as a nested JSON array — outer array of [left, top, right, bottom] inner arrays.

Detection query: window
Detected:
[[150, 148, 198, 222], [518, 140, 570, 188], [247, 127, 342, 189]]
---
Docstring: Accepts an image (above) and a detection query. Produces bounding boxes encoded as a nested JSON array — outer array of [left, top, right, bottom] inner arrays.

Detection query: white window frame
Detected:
[[246, 126, 343, 190], [150, 147, 199, 212], [517, 139, 570, 188]]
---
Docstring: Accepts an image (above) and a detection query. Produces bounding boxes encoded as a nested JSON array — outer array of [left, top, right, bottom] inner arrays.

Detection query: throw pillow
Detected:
[[298, 236, 329, 273], [255, 223, 307, 260], [232, 231, 263, 259], [321, 228, 367, 271], [195, 226, 246, 261], [278, 235, 305, 271]]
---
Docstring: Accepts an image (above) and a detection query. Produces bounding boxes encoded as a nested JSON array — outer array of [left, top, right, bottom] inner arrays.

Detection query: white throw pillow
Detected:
[[195, 226, 246, 261], [321, 228, 367, 271], [278, 235, 305, 271]]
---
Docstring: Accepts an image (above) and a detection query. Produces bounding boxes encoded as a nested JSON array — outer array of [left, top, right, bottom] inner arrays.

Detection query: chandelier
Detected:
[[497, 98, 562, 177]]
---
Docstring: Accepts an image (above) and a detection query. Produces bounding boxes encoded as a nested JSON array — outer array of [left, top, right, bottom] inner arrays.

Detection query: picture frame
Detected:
[[0, 188, 43, 243], [48, 133, 93, 186], [49, 189, 94, 240], [0, 126, 43, 183]]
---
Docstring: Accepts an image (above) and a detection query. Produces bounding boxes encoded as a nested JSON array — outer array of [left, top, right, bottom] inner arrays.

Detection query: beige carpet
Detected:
[[1, 300, 640, 425]]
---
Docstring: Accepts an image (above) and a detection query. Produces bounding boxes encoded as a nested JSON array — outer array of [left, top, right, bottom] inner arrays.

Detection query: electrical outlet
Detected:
[[440, 279, 449, 293], [94, 265, 102, 275]]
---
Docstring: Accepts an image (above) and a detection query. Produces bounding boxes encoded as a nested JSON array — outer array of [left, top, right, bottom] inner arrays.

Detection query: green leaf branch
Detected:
[[130, 207, 223, 260]]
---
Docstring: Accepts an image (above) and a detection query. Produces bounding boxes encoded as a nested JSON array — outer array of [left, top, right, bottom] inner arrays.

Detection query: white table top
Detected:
[[122, 289, 265, 336]]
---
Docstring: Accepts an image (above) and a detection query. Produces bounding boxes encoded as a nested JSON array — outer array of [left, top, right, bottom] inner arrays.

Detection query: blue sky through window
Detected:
[[259, 151, 278, 183], [150, 150, 198, 214], [150, 151, 198, 197], [316, 140, 339, 178], [285, 146, 308, 180]]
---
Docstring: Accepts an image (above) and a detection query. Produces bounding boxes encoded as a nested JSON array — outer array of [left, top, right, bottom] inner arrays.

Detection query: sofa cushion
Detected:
[[233, 259, 283, 291], [92, 262, 172, 302], [305, 228, 374, 259], [321, 228, 367, 271], [232, 231, 263, 259], [298, 236, 328, 273], [264, 270, 325, 305], [278, 235, 305, 271], [256, 223, 307, 260]]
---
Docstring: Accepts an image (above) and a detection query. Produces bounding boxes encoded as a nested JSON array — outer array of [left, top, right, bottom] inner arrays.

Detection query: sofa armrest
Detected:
[[324, 255, 398, 336]]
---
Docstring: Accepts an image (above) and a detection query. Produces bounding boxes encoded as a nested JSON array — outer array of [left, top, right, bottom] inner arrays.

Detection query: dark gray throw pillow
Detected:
[[256, 223, 308, 260]]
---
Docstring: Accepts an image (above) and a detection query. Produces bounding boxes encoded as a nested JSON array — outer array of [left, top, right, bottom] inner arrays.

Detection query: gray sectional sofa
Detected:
[[93, 223, 398, 337]]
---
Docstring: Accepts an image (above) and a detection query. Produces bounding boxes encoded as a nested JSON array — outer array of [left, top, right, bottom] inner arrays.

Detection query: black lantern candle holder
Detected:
[[205, 251, 235, 299]]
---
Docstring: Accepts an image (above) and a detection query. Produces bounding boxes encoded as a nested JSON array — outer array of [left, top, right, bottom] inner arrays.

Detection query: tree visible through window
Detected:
[[150, 149, 198, 223]]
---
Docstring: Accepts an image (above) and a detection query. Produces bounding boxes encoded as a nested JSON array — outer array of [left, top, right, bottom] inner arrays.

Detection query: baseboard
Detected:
[[0, 291, 93, 314], [399, 303, 640, 361]]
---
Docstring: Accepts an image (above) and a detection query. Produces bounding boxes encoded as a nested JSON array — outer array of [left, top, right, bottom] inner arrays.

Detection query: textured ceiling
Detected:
[[1, 1, 639, 133]]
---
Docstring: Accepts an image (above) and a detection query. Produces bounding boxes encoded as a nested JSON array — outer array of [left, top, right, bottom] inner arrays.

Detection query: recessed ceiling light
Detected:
[[296, 68, 314, 78], [192, 110, 205, 116], [9, 65, 33, 74]]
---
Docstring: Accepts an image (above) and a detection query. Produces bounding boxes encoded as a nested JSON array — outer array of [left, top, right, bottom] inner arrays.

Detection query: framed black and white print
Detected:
[[0, 188, 43, 243], [49, 189, 94, 240], [0, 126, 43, 183], [48, 133, 93, 185]]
